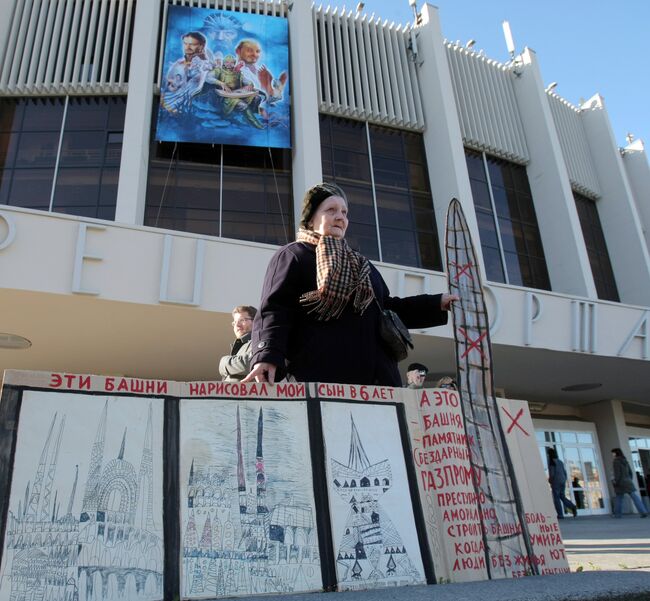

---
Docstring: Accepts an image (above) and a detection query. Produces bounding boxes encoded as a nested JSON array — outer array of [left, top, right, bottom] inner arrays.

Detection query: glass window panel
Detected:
[[372, 156, 409, 188], [65, 98, 110, 130], [416, 231, 441, 271], [376, 188, 414, 230], [108, 98, 127, 130], [59, 131, 105, 166], [476, 209, 499, 248], [492, 186, 511, 219], [330, 119, 367, 153], [380, 227, 418, 267], [332, 149, 371, 181], [414, 209, 435, 232], [465, 150, 486, 181], [15, 132, 59, 167], [404, 132, 425, 163], [470, 178, 492, 210], [343, 183, 376, 226], [412, 192, 432, 210], [53, 167, 101, 208], [408, 162, 428, 192], [5, 168, 53, 209], [503, 251, 522, 286], [0, 99, 23, 131], [369, 126, 404, 160], [561, 431, 578, 443], [486, 158, 505, 188], [498, 217, 517, 253], [345, 222, 379, 260], [577, 432, 593, 444], [482, 246, 505, 283], [0, 131, 17, 167], [516, 192, 537, 223], [22, 98, 64, 131]]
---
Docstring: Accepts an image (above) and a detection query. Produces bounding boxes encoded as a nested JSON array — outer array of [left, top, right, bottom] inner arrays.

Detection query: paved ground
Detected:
[[560, 514, 650, 572], [225, 515, 650, 601]]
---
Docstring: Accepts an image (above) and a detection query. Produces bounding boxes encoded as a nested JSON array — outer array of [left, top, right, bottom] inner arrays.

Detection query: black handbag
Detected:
[[376, 301, 414, 362]]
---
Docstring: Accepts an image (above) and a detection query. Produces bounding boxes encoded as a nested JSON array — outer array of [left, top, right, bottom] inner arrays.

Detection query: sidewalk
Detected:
[[560, 513, 650, 572], [228, 515, 650, 601]]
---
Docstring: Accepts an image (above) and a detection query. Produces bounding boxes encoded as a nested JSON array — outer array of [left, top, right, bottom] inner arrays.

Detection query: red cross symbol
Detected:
[[451, 260, 474, 282], [458, 327, 487, 359], [502, 407, 529, 436]]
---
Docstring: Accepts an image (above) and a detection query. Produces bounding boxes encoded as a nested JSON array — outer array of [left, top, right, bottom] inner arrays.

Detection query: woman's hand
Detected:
[[242, 362, 277, 384], [441, 293, 459, 311]]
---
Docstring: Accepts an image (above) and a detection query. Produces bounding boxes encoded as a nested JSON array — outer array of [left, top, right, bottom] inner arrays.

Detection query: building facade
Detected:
[[0, 0, 649, 516]]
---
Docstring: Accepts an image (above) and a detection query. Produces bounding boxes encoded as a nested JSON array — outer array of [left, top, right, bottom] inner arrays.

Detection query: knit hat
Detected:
[[299, 182, 347, 229]]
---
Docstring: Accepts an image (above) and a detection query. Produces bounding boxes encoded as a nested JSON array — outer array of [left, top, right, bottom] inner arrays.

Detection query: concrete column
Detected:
[[512, 49, 596, 298], [621, 139, 650, 254], [580, 94, 650, 306], [581, 399, 631, 511], [415, 4, 484, 277], [114, 0, 162, 225], [288, 1, 322, 231]]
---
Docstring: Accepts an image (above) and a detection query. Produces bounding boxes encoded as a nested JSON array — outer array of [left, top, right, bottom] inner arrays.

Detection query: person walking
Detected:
[[611, 448, 648, 518], [547, 448, 577, 519]]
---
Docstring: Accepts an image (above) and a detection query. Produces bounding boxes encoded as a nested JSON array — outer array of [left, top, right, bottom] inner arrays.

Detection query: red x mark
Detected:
[[451, 261, 474, 282], [502, 407, 529, 436], [458, 327, 487, 359]]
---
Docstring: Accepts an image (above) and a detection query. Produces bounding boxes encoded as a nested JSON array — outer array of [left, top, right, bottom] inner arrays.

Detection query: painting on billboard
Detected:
[[156, 6, 290, 149], [0, 391, 165, 601]]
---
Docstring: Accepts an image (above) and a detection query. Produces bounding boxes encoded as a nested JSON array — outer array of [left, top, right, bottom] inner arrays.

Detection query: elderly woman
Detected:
[[243, 183, 456, 385]]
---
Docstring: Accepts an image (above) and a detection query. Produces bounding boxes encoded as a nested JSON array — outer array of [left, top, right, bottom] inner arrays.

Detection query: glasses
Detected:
[[232, 317, 253, 325]]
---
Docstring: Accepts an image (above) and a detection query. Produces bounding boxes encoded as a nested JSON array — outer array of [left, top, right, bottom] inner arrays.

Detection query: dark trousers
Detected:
[[552, 485, 576, 518]]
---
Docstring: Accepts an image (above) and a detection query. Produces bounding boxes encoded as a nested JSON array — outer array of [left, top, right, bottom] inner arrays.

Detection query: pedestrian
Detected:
[[219, 305, 256, 381], [244, 182, 457, 385], [611, 448, 648, 518], [405, 363, 428, 389], [547, 448, 577, 519]]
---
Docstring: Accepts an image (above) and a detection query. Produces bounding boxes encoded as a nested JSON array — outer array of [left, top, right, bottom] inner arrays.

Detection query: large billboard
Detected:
[[156, 6, 290, 149]]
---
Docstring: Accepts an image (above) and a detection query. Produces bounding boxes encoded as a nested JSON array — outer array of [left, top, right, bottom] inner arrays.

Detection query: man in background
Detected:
[[219, 305, 256, 381], [405, 362, 428, 389]]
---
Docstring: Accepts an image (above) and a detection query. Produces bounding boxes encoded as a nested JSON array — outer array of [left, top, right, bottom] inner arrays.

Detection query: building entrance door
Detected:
[[536, 429, 608, 516]]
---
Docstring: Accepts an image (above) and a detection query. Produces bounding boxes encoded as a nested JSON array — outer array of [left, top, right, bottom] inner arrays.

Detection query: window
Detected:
[[145, 100, 293, 246], [0, 97, 125, 220], [466, 149, 550, 290], [574, 192, 619, 302], [320, 115, 442, 271]]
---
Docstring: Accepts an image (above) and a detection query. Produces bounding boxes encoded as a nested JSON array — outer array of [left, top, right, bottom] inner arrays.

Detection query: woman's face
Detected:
[[310, 195, 349, 239]]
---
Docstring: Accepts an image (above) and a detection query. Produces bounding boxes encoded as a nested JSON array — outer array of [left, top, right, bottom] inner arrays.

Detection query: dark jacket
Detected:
[[548, 458, 567, 490], [612, 455, 636, 494], [219, 332, 252, 381], [250, 241, 448, 386]]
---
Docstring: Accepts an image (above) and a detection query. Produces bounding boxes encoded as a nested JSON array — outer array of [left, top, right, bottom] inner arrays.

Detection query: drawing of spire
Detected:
[[200, 515, 213, 549], [184, 513, 198, 549], [256, 407, 268, 514], [23, 482, 29, 518], [26, 412, 57, 520], [236, 405, 247, 514], [118, 427, 127, 460], [445, 198, 537, 577], [66, 465, 79, 516], [347, 415, 371, 471], [137, 403, 155, 532], [189, 458, 195, 486], [81, 400, 108, 516], [41, 414, 66, 522]]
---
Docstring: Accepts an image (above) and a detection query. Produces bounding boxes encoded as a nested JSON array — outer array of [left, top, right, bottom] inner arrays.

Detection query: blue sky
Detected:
[[326, 0, 649, 150]]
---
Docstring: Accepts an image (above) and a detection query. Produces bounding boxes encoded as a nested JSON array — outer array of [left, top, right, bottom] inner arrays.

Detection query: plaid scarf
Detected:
[[296, 228, 375, 320]]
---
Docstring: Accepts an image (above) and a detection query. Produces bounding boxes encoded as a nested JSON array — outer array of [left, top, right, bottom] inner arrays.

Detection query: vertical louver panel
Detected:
[[314, 5, 424, 130], [155, 0, 287, 90], [0, 0, 135, 95], [547, 93, 601, 199], [446, 42, 529, 164]]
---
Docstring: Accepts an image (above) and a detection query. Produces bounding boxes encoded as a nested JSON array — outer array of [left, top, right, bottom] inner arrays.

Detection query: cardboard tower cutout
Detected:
[[445, 198, 538, 577]]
